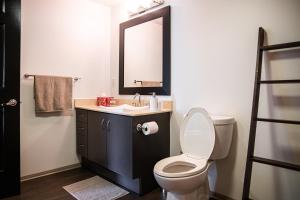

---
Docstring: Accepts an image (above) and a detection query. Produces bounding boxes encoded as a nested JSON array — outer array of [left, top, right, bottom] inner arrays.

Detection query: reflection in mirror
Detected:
[[124, 17, 163, 88]]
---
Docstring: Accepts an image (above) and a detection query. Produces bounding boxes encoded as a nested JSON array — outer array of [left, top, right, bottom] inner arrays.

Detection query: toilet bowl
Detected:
[[153, 108, 234, 200]]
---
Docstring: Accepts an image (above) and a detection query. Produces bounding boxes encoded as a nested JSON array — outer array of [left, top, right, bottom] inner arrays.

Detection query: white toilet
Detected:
[[153, 107, 234, 200]]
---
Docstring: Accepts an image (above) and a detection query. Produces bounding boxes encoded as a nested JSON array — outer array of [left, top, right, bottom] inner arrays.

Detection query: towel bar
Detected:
[[24, 73, 81, 81]]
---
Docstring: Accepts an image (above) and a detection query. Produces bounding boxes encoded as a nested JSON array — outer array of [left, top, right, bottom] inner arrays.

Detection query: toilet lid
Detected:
[[180, 108, 215, 160]]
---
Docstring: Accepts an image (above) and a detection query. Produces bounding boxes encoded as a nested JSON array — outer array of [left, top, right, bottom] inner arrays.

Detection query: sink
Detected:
[[99, 104, 149, 112]]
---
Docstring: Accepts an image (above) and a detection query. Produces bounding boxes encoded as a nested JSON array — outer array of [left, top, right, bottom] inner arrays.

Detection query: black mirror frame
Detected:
[[119, 6, 171, 95]]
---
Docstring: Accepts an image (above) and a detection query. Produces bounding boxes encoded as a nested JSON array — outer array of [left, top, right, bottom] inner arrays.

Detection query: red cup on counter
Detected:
[[97, 97, 113, 106]]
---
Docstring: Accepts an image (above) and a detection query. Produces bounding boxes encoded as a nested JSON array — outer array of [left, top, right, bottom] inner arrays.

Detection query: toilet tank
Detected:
[[209, 115, 235, 160]]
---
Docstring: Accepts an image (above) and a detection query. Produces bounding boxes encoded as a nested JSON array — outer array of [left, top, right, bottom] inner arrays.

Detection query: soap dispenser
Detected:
[[149, 92, 158, 111]]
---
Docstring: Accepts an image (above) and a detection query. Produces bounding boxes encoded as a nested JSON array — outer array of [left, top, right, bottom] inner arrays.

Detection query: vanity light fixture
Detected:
[[127, 0, 164, 16]]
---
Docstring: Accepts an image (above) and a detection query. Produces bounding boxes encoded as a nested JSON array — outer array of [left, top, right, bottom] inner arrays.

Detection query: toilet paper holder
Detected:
[[136, 121, 159, 135], [136, 123, 146, 132]]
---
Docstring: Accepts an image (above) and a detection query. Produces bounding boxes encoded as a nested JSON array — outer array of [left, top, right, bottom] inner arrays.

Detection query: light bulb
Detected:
[[127, 1, 139, 14], [141, 0, 153, 9]]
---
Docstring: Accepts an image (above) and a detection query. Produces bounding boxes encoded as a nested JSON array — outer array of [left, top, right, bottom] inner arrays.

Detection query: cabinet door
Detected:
[[106, 114, 133, 177], [88, 111, 107, 167], [132, 113, 170, 178]]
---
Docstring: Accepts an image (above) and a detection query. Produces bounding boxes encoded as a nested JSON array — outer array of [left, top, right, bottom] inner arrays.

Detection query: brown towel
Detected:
[[141, 81, 162, 87], [34, 75, 73, 113]]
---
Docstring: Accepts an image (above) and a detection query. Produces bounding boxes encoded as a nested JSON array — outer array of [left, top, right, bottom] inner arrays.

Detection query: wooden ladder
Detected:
[[242, 27, 300, 200]]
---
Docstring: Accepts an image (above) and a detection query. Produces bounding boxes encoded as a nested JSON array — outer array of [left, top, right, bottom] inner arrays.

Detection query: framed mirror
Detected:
[[119, 6, 170, 95]]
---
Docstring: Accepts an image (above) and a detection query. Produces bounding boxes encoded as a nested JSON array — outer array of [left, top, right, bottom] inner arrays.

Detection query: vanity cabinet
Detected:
[[75, 108, 170, 194]]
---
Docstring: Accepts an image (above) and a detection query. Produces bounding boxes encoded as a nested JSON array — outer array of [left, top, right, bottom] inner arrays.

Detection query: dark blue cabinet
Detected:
[[76, 109, 170, 194]]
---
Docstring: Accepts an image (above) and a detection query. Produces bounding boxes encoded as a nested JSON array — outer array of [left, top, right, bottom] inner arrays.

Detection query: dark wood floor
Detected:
[[2, 168, 218, 200]]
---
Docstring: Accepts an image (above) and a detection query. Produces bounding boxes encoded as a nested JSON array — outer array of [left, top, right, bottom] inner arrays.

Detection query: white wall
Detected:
[[110, 0, 300, 199], [21, 0, 111, 177]]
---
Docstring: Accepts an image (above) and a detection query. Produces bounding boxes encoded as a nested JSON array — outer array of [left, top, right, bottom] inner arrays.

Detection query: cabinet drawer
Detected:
[[76, 109, 87, 123], [77, 132, 87, 145], [77, 144, 87, 157], [77, 120, 87, 129], [77, 126, 87, 135], [76, 109, 88, 157]]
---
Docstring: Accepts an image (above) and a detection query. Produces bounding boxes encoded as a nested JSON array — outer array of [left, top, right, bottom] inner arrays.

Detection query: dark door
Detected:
[[0, 0, 21, 198], [88, 111, 107, 167], [107, 114, 132, 177]]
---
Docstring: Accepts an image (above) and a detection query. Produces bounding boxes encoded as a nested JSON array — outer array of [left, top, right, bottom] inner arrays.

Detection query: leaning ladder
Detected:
[[242, 27, 300, 200]]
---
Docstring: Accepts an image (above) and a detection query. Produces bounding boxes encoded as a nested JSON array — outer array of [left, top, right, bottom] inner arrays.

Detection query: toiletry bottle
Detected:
[[149, 92, 158, 111]]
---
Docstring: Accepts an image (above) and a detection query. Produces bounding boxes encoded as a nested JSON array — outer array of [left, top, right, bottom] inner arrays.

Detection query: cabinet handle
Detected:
[[100, 119, 106, 130], [106, 120, 111, 132]]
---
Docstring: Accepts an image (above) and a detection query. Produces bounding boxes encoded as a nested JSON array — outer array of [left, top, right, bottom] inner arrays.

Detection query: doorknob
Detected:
[[1, 99, 18, 107]]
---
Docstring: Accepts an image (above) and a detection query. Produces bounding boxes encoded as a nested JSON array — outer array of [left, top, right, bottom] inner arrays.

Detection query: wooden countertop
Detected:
[[74, 99, 172, 116], [75, 105, 172, 116]]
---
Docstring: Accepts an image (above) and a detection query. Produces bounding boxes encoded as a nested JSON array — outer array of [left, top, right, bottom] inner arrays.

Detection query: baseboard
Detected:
[[21, 163, 81, 182], [210, 191, 235, 200]]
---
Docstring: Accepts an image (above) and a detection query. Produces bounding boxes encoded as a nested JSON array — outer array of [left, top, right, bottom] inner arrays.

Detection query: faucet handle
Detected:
[[133, 93, 142, 106]]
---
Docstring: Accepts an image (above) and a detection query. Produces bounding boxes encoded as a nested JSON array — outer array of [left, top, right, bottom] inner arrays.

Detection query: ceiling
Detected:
[[95, 0, 126, 6]]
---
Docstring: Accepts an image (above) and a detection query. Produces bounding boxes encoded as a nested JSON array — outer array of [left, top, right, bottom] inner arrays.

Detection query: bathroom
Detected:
[[0, 0, 300, 199]]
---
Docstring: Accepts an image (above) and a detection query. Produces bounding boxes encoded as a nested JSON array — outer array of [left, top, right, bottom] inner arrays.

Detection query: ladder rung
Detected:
[[259, 79, 300, 84], [257, 118, 300, 125], [252, 156, 300, 171], [261, 41, 300, 51]]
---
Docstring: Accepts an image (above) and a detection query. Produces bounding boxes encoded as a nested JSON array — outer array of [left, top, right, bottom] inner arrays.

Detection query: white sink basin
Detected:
[[99, 104, 149, 112]]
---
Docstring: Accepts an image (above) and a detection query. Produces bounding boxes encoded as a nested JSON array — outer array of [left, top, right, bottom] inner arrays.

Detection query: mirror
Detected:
[[119, 6, 170, 95]]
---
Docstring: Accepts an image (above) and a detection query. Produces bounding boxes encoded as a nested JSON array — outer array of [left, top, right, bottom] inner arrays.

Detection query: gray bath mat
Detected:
[[63, 176, 129, 200]]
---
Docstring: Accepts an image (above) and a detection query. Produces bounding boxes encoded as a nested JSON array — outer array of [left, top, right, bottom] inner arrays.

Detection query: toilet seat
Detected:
[[154, 108, 215, 179], [154, 154, 207, 178]]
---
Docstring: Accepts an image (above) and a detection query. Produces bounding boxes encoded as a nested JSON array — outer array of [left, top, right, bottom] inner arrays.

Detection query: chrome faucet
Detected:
[[133, 93, 141, 106]]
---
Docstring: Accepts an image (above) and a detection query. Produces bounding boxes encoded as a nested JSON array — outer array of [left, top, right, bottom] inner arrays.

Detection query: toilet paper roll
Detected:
[[142, 121, 159, 135]]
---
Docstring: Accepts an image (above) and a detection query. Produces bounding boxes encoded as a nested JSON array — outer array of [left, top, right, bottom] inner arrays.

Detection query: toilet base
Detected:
[[166, 178, 209, 200]]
